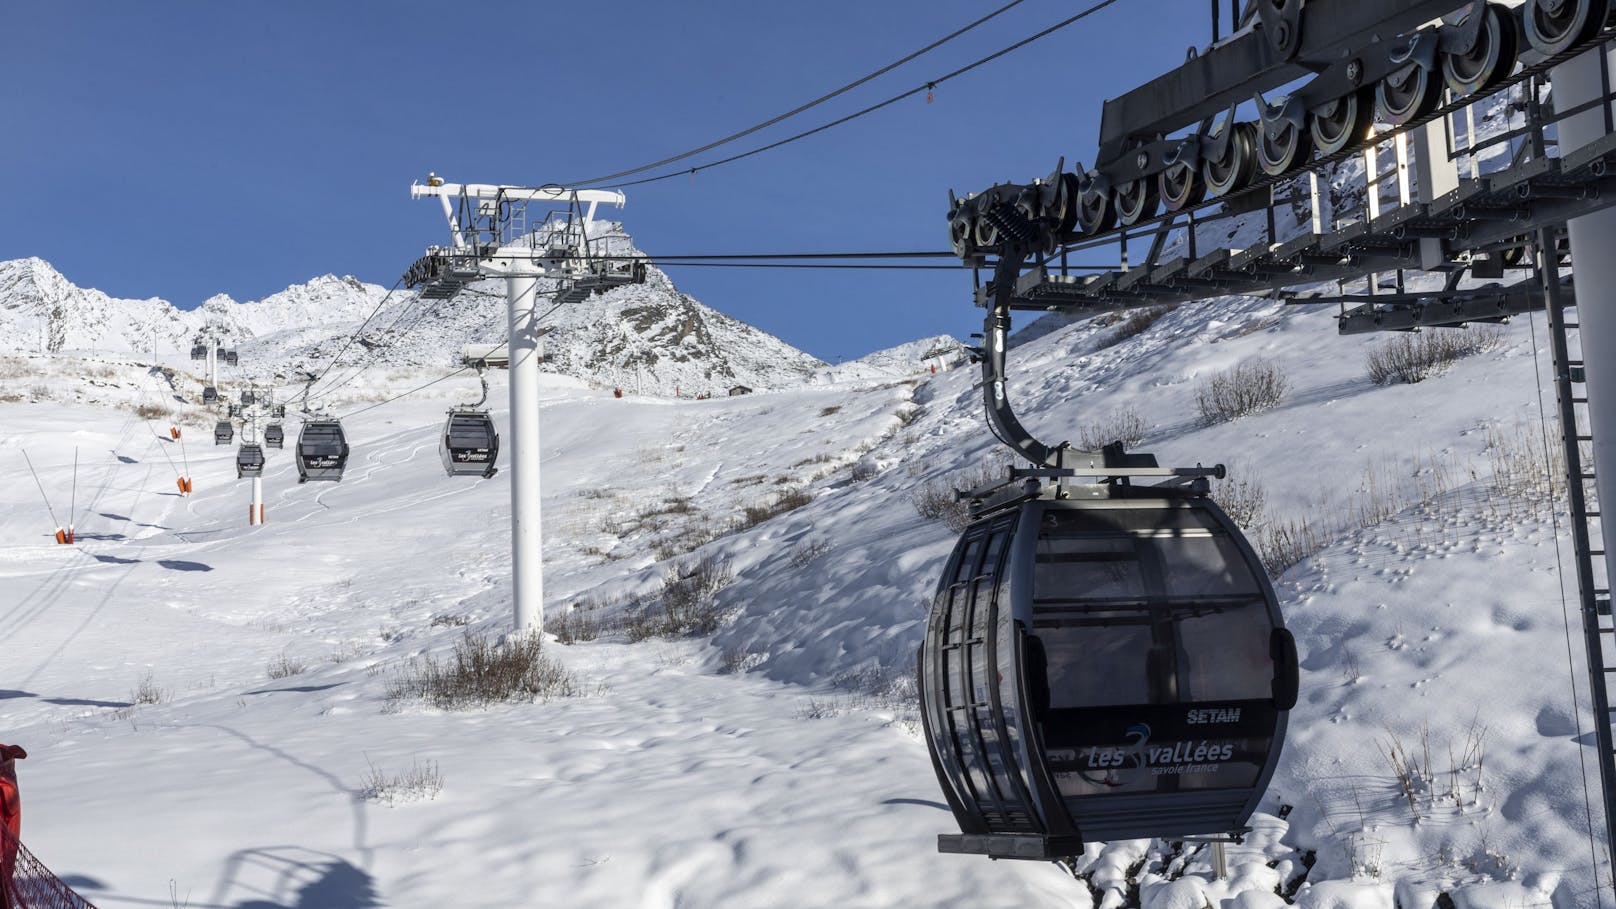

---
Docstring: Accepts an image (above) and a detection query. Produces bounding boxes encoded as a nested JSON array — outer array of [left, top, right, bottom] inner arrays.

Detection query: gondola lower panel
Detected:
[[921, 494, 1294, 859]]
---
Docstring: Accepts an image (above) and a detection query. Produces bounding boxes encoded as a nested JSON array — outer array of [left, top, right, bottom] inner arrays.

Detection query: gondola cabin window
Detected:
[[1028, 503, 1275, 799]]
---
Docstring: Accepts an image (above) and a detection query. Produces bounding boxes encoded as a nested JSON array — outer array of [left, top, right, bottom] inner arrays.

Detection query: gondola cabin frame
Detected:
[[919, 465, 1297, 860], [296, 419, 350, 483]]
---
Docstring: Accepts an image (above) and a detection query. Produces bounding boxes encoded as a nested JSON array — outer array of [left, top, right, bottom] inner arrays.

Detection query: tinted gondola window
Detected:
[[1028, 504, 1275, 798]]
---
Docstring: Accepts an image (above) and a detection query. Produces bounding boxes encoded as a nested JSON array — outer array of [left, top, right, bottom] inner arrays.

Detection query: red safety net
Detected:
[[0, 826, 97, 909]]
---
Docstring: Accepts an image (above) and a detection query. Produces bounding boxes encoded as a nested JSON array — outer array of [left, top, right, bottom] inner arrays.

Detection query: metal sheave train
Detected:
[[947, 0, 1613, 254]]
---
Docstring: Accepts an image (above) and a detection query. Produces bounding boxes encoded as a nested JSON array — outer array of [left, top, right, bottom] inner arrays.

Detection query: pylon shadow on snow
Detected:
[[210, 847, 381, 909]]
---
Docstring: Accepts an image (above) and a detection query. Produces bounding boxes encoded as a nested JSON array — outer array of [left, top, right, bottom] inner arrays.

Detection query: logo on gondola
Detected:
[[1186, 707, 1242, 725], [1081, 720, 1236, 780]]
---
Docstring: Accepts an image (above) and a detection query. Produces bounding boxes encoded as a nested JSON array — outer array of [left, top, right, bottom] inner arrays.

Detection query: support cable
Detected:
[[597, 0, 1127, 189], [22, 450, 62, 531], [337, 367, 472, 421], [563, 0, 1032, 186], [305, 293, 454, 407], [301, 277, 408, 400]]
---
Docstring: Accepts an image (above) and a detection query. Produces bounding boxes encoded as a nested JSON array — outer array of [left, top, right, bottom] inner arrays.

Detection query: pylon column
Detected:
[[507, 267, 544, 634], [250, 476, 264, 525], [1554, 47, 1616, 583]]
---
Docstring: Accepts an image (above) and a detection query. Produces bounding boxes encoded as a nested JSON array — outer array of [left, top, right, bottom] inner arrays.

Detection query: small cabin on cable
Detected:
[[441, 410, 499, 478], [213, 421, 234, 445], [296, 419, 349, 483], [236, 443, 265, 478]]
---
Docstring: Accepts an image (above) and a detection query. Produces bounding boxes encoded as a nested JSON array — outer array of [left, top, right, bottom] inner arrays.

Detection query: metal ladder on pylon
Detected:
[[1538, 226, 1616, 880]]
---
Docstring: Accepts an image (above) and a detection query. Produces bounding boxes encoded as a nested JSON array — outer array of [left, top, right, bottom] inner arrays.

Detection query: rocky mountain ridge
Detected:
[[0, 235, 957, 397]]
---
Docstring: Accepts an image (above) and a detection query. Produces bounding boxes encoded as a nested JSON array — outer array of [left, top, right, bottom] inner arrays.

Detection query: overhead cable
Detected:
[[301, 277, 407, 400], [338, 366, 472, 421], [600, 0, 1126, 189], [563, 0, 1031, 186]]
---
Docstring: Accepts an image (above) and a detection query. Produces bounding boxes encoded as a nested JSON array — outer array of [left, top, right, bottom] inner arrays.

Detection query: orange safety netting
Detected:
[[1, 827, 97, 909]]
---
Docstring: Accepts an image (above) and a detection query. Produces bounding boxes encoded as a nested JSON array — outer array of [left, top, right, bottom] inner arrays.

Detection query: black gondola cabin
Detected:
[[213, 420, 234, 445], [236, 443, 265, 478], [264, 423, 285, 449], [918, 478, 1296, 860], [440, 410, 499, 478], [296, 420, 349, 483]]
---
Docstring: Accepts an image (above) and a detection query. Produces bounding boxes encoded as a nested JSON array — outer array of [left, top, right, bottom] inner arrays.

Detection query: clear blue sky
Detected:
[[3, 1, 1208, 362]]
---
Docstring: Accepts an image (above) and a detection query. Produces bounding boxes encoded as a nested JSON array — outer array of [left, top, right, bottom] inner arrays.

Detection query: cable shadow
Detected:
[[245, 683, 345, 695], [42, 696, 133, 708], [157, 559, 214, 572], [880, 797, 950, 811]]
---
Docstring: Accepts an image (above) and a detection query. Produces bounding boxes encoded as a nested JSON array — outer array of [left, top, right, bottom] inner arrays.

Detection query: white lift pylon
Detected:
[[408, 175, 640, 635]]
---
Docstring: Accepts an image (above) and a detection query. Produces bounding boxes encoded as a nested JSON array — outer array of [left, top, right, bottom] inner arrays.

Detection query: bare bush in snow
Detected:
[[1077, 407, 1147, 452], [1366, 326, 1503, 386], [1196, 359, 1289, 425], [386, 632, 581, 708], [360, 756, 443, 805]]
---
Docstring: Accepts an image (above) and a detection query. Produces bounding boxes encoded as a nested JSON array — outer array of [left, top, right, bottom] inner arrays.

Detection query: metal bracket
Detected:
[[1438, 2, 1486, 57], [1254, 0, 1303, 59], [1254, 90, 1308, 141], [1386, 29, 1441, 86], [1206, 105, 1241, 162]]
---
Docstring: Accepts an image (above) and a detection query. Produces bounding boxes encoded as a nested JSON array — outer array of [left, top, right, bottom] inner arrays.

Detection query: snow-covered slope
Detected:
[[0, 273, 1603, 907]]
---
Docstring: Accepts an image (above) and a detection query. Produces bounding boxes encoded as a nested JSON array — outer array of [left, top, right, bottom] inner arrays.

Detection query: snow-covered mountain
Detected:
[[0, 231, 833, 397]]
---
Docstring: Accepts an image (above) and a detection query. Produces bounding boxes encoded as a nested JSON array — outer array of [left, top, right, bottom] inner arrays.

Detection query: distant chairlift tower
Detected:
[[404, 175, 647, 634]]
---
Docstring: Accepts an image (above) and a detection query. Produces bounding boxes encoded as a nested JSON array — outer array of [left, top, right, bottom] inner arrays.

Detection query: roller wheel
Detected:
[[1202, 122, 1258, 198], [974, 212, 1000, 249], [1257, 118, 1314, 176], [1159, 160, 1205, 211], [1052, 172, 1081, 234], [1075, 186, 1116, 235], [1375, 64, 1443, 125], [1444, 3, 1519, 97], [948, 210, 973, 258], [1524, 0, 1610, 56], [1114, 177, 1159, 226], [1310, 92, 1373, 155]]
